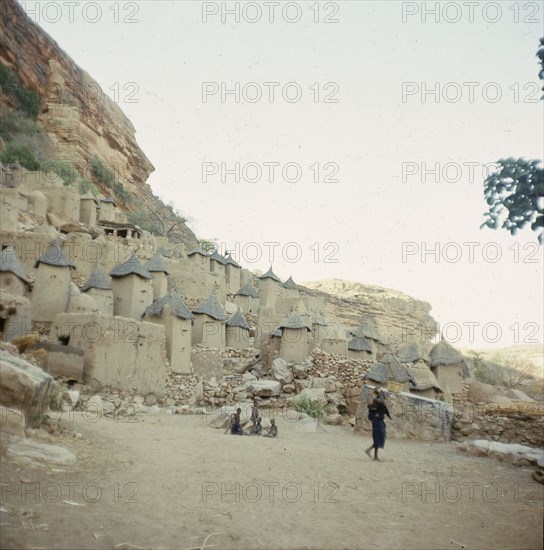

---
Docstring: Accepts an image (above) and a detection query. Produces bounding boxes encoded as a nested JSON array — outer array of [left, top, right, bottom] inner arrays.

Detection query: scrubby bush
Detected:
[[0, 143, 39, 170], [291, 395, 331, 419]]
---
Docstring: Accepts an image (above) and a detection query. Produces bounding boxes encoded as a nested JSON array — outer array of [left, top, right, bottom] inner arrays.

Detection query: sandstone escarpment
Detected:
[[302, 279, 437, 345], [0, 0, 153, 191]]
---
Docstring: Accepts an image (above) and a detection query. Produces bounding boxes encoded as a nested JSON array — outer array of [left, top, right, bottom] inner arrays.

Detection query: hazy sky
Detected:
[[23, 0, 544, 348]]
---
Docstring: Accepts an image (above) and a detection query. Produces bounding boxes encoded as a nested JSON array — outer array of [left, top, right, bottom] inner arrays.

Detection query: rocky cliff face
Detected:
[[0, 0, 198, 248], [302, 279, 437, 346], [0, 0, 153, 190]]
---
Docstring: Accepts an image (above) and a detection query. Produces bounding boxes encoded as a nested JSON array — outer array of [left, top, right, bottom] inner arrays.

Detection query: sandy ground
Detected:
[[0, 409, 543, 550]]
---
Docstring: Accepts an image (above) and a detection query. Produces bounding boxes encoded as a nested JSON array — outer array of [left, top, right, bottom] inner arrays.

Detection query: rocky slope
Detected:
[[301, 279, 437, 344]]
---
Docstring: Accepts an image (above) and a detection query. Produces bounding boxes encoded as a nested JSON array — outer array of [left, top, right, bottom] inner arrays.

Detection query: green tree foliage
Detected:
[[481, 158, 544, 243], [0, 63, 41, 119], [0, 143, 39, 170], [481, 39, 544, 244]]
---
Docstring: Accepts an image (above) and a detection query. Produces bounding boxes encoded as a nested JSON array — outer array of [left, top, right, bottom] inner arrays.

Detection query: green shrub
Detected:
[[78, 178, 99, 195], [91, 155, 116, 186], [0, 108, 41, 138], [0, 63, 41, 119], [0, 143, 39, 170], [41, 160, 79, 185], [291, 395, 331, 419]]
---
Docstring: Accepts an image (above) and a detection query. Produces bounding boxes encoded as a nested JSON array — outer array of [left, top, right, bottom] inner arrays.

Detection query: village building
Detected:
[[191, 290, 227, 348], [226, 307, 251, 349], [109, 254, 154, 320], [429, 339, 466, 398], [80, 267, 113, 315], [209, 250, 226, 276], [258, 266, 282, 309], [398, 340, 431, 364], [277, 310, 312, 363], [233, 284, 259, 313], [187, 246, 210, 271], [144, 291, 194, 374], [79, 192, 98, 227], [350, 316, 386, 356], [364, 353, 412, 392], [145, 252, 170, 300], [223, 253, 242, 293], [406, 360, 443, 399], [67, 282, 99, 314], [0, 246, 31, 297], [32, 242, 75, 322], [347, 333, 373, 360], [311, 311, 328, 346], [98, 197, 117, 223], [281, 275, 299, 298], [319, 321, 349, 356]]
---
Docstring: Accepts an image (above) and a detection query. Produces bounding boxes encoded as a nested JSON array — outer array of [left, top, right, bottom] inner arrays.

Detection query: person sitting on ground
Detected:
[[250, 417, 262, 436], [263, 418, 278, 438], [230, 408, 244, 436]]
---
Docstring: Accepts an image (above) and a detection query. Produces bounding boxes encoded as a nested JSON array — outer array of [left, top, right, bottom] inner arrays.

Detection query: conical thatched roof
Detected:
[[100, 196, 116, 205], [258, 266, 281, 282], [366, 354, 411, 384], [398, 340, 430, 364], [145, 252, 170, 274], [351, 317, 385, 343], [187, 246, 207, 257], [348, 336, 372, 352], [282, 276, 297, 290], [0, 246, 30, 283], [429, 339, 462, 366], [145, 291, 193, 320], [223, 254, 241, 268], [235, 284, 258, 298], [209, 250, 225, 264], [81, 267, 111, 291], [226, 308, 250, 330], [406, 360, 443, 392], [311, 312, 328, 326], [109, 254, 153, 279], [35, 243, 75, 269], [192, 290, 227, 321], [80, 192, 98, 203], [278, 310, 311, 331]]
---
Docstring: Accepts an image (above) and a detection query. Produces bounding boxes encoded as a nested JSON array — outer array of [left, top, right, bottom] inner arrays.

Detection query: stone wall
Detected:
[[355, 385, 454, 442], [51, 313, 167, 397]]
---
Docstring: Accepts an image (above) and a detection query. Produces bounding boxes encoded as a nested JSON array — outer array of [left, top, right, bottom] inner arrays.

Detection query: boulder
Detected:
[[0, 405, 25, 437], [5, 435, 76, 467], [0, 353, 53, 426], [282, 384, 295, 394], [271, 358, 293, 384], [247, 380, 281, 397], [292, 364, 308, 379]]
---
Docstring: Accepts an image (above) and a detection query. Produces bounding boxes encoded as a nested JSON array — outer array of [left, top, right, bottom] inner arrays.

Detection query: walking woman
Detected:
[[365, 389, 392, 461]]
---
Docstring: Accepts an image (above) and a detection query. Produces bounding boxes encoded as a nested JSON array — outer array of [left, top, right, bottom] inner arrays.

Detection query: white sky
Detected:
[[22, 0, 544, 348]]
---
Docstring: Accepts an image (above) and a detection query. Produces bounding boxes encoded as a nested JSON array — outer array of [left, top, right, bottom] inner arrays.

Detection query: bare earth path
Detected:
[[1, 410, 542, 550]]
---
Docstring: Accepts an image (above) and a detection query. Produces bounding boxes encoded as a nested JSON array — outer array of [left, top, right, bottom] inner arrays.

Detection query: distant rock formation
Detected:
[[302, 279, 437, 346]]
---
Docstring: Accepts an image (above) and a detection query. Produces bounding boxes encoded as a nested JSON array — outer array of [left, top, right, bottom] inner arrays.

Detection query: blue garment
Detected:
[[371, 416, 386, 449]]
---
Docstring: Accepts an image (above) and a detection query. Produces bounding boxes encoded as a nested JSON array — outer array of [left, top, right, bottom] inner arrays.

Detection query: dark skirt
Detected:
[[371, 418, 386, 449]]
